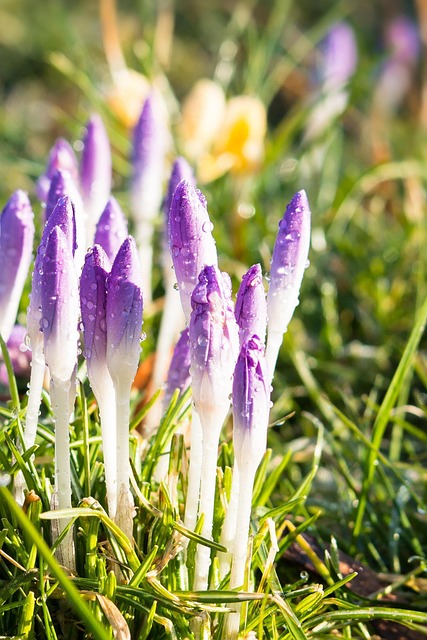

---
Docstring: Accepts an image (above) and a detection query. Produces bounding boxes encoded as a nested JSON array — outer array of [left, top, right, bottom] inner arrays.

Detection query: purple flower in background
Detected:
[[164, 327, 191, 406], [40, 225, 79, 383], [169, 180, 218, 322], [36, 138, 79, 203], [0, 191, 35, 342], [106, 236, 144, 391], [130, 93, 168, 303], [319, 21, 358, 91], [266, 190, 311, 379], [232, 335, 270, 469], [80, 114, 112, 242], [189, 265, 238, 424], [94, 197, 128, 262], [130, 94, 167, 225], [162, 157, 196, 273], [0, 324, 32, 387], [45, 169, 83, 222], [235, 263, 267, 348], [44, 170, 86, 267], [385, 16, 420, 65], [164, 157, 196, 225]]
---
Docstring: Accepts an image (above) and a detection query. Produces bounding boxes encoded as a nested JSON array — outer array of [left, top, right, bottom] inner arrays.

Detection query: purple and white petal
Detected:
[[169, 180, 218, 322], [235, 263, 266, 348], [94, 197, 128, 262], [36, 138, 79, 204], [0, 191, 35, 342]]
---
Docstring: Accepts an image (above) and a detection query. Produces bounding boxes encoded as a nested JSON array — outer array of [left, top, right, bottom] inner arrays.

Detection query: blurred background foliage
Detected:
[[1, 0, 426, 570]]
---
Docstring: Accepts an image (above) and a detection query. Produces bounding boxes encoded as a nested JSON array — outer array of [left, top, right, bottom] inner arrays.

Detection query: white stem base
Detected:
[[218, 464, 240, 579], [183, 410, 203, 536], [225, 466, 256, 639], [50, 376, 75, 571]]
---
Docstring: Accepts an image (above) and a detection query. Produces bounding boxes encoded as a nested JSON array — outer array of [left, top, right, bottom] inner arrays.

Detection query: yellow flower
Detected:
[[178, 80, 267, 183], [107, 69, 151, 129], [178, 79, 226, 160]]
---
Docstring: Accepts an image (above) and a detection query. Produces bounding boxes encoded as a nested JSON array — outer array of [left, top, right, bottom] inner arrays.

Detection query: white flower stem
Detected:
[[50, 376, 75, 571], [265, 329, 283, 385], [114, 389, 134, 542], [24, 347, 45, 450], [14, 346, 46, 504], [226, 464, 257, 639], [98, 391, 117, 518], [135, 222, 154, 307], [218, 464, 240, 579], [145, 278, 184, 438], [183, 410, 203, 534], [193, 416, 224, 591]]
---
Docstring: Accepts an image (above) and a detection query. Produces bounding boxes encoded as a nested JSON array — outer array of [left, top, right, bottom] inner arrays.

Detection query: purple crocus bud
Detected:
[[232, 335, 270, 470], [0, 191, 35, 342], [80, 114, 112, 242], [45, 170, 81, 222], [44, 170, 86, 268], [266, 190, 311, 378], [163, 327, 191, 406], [162, 158, 196, 275], [27, 196, 77, 347], [189, 265, 239, 427], [169, 180, 218, 322], [320, 22, 358, 91], [106, 236, 144, 393], [36, 138, 79, 203], [94, 197, 128, 262], [40, 226, 79, 383], [235, 263, 267, 348], [130, 94, 167, 226], [80, 244, 111, 371], [165, 157, 195, 224]]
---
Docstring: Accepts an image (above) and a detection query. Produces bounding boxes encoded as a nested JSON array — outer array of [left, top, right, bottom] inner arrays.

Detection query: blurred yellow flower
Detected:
[[107, 69, 151, 129], [178, 80, 267, 183], [178, 79, 226, 160]]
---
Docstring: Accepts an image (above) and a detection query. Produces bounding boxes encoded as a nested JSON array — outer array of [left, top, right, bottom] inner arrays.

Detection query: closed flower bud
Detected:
[[94, 197, 128, 262], [0, 191, 35, 342], [168, 180, 218, 322]]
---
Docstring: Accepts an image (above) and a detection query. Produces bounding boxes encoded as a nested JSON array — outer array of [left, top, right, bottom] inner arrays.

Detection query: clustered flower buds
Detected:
[[3, 108, 311, 596]]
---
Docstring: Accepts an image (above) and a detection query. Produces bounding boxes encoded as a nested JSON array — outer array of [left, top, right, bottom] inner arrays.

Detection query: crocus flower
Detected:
[[40, 224, 79, 570], [265, 190, 311, 381], [25, 196, 76, 453], [319, 22, 358, 92], [94, 196, 128, 262], [146, 158, 196, 431], [80, 113, 112, 243], [188, 265, 239, 590], [0, 191, 34, 343], [168, 180, 218, 323], [36, 138, 79, 204], [304, 22, 357, 144], [106, 236, 143, 540], [80, 244, 118, 517], [40, 225, 79, 384], [226, 335, 270, 636], [235, 263, 267, 348], [45, 170, 86, 269], [130, 93, 168, 304]]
